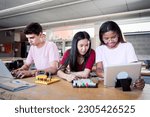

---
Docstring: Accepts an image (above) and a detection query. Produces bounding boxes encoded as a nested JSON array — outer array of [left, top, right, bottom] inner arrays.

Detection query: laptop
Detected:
[[104, 62, 142, 87], [0, 59, 14, 83], [0, 59, 36, 91]]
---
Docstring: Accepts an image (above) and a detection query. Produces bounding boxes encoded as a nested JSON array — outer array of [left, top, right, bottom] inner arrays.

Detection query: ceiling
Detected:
[[0, 0, 150, 30]]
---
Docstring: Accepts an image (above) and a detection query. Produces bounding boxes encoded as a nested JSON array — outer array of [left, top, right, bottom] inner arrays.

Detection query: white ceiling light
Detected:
[[0, 0, 54, 14]]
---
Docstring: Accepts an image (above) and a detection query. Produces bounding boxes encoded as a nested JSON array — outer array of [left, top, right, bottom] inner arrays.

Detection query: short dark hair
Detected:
[[24, 22, 43, 35], [99, 21, 126, 45]]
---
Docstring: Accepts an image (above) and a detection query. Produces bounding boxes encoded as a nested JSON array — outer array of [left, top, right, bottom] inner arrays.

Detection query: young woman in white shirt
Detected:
[[96, 21, 145, 90]]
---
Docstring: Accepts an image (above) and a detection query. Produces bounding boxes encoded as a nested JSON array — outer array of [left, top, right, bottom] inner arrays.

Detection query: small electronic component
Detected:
[[35, 71, 60, 85], [35, 71, 51, 81], [72, 79, 98, 88]]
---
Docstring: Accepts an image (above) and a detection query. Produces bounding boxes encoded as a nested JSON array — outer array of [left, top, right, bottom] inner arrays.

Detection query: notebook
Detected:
[[104, 62, 142, 87], [0, 59, 35, 91], [0, 79, 35, 92]]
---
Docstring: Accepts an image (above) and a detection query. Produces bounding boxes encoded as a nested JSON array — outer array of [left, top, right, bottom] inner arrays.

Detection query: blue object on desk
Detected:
[[0, 80, 36, 92], [143, 76, 150, 84]]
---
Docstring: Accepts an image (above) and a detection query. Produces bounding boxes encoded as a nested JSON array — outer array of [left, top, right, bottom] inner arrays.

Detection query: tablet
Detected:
[[104, 62, 142, 87]]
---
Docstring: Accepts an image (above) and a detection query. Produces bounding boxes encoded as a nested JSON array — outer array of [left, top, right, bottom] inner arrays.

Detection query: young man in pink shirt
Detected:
[[12, 22, 59, 78]]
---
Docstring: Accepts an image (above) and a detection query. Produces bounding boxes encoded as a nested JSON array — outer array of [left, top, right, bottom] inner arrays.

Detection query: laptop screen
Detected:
[[0, 59, 14, 79]]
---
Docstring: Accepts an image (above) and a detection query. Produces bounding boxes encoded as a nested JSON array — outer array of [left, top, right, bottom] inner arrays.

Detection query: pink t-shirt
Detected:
[[60, 49, 95, 71], [26, 41, 59, 70]]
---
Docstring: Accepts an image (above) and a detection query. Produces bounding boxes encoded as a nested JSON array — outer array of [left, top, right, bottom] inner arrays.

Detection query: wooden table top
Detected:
[[141, 69, 150, 76], [0, 76, 150, 100]]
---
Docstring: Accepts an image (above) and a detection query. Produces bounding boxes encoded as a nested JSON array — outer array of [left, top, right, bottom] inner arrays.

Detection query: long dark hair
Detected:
[[99, 21, 126, 45], [60, 31, 91, 72]]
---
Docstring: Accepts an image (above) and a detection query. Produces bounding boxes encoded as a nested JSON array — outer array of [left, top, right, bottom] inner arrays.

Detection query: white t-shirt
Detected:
[[96, 42, 138, 67], [26, 41, 59, 70]]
